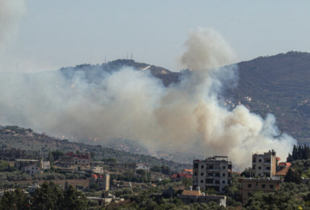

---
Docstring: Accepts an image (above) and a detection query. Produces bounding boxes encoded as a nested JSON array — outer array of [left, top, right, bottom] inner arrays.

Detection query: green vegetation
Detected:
[[287, 145, 310, 162]]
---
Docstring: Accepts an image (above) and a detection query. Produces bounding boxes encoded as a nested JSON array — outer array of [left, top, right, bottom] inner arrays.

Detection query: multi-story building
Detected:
[[59, 152, 92, 168], [14, 159, 39, 170], [193, 156, 232, 193], [252, 150, 277, 178], [0, 148, 27, 161], [238, 178, 282, 203], [89, 174, 110, 190], [23, 164, 42, 175]]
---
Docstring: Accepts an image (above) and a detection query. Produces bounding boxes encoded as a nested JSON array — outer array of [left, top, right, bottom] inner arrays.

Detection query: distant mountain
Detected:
[[60, 52, 310, 144], [229, 51, 310, 143]]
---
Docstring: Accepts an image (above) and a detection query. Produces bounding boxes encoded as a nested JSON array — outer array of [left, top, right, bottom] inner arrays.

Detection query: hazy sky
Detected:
[[1, 1, 310, 72]]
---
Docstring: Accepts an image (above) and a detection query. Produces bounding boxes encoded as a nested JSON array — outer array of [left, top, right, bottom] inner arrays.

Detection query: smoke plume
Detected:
[[0, 0, 26, 53], [0, 28, 296, 169]]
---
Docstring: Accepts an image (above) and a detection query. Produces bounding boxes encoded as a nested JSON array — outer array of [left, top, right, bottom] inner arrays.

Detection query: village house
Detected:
[[170, 173, 193, 182], [181, 169, 193, 175], [238, 177, 282, 203], [23, 164, 42, 175], [59, 152, 92, 168], [177, 186, 226, 206], [41, 160, 51, 170], [136, 163, 150, 171], [89, 174, 110, 190], [0, 148, 28, 161], [14, 159, 39, 170], [87, 193, 124, 207]]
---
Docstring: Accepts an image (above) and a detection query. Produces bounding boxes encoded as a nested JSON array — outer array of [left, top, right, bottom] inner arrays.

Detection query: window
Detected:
[[266, 167, 270, 170], [194, 163, 198, 169], [262, 184, 265, 189], [222, 180, 225, 184], [201, 180, 203, 183], [201, 173, 204, 176], [201, 165, 204, 169], [194, 172, 197, 176], [270, 185, 274, 189], [258, 167, 261, 170], [259, 159, 262, 162], [253, 166, 256, 169], [222, 173, 226, 177], [248, 184, 252, 188], [223, 166, 226, 169]]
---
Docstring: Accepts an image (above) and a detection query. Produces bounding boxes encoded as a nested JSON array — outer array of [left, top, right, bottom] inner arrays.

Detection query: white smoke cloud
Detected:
[[0, 27, 296, 170], [0, 0, 26, 53]]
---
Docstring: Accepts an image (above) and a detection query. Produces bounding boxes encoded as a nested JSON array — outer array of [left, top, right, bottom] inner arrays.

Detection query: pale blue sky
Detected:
[[2, 1, 310, 72]]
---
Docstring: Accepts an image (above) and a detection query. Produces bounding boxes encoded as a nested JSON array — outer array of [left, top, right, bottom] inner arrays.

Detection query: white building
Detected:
[[252, 150, 277, 178], [23, 164, 42, 175], [136, 163, 150, 171], [41, 160, 51, 170], [193, 156, 232, 193], [92, 166, 104, 174], [28, 183, 41, 194]]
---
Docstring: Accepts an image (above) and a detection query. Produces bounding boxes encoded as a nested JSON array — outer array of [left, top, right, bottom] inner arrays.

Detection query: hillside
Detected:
[[59, 52, 310, 144], [0, 126, 191, 171], [228, 51, 310, 142]]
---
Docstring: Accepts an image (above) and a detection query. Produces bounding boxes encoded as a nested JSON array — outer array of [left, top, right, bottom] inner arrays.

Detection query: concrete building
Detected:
[[89, 174, 110, 190], [252, 150, 277, 178], [177, 187, 226, 206], [41, 160, 51, 170], [28, 183, 41, 194], [91, 166, 104, 174], [23, 164, 42, 175], [87, 193, 124, 207], [59, 152, 92, 168], [14, 159, 39, 170], [136, 163, 150, 171], [238, 178, 282, 203], [181, 169, 193, 175], [193, 156, 232, 193], [0, 148, 27, 161]]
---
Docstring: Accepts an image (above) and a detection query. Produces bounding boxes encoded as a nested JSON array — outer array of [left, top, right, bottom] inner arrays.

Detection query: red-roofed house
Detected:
[[277, 162, 291, 171], [59, 152, 92, 168], [170, 173, 193, 182], [182, 169, 193, 175]]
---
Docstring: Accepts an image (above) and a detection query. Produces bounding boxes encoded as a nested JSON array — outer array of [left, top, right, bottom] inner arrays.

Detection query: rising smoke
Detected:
[[0, 17, 295, 169], [0, 0, 26, 54]]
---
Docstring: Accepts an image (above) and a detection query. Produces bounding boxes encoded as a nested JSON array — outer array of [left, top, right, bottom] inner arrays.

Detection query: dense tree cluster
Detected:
[[150, 165, 173, 175], [0, 182, 88, 210], [287, 145, 310, 162]]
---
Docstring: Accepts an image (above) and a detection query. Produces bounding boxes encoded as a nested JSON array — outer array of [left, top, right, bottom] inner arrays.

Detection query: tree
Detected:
[[48, 151, 54, 168], [31, 182, 63, 210], [0, 188, 30, 210], [61, 185, 88, 210], [182, 178, 193, 187], [285, 168, 302, 184]]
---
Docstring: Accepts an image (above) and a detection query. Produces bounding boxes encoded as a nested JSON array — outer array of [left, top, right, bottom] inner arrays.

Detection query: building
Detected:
[[0, 148, 28, 161], [136, 163, 150, 171], [14, 159, 39, 170], [238, 178, 282, 203], [59, 152, 92, 168], [277, 162, 291, 171], [252, 150, 277, 178], [89, 174, 110, 190], [193, 156, 232, 193], [87, 193, 124, 207], [41, 160, 51, 170], [23, 164, 42, 175], [28, 183, 41, 194], [91, 166, 104, 174], [170, 173, 193, 182], [177, 187, 226, 206], [182, 169, 193, 175]]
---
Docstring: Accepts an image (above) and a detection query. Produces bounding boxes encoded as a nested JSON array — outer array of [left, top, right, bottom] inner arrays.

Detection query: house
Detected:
[[238, 178, 282, 203], [23, 164, 42, 175], [182, 169, 193, 175], [87, 193, 124, 207], [91, 166, 104, 174], [28, 183, 41, 194], [59, 152, 92, 168], [41, 160, 51, 170], [170, 173, 193, 182], [177, 186, 226, 206], [14, 159, 39, 170], [136, 163, 150, 171], [89, 174, 110, 190], [0, 148, 28, 161], [252, 150, 277, 178], [277, 162, 291, 171], [193, 156, 232, 193]]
